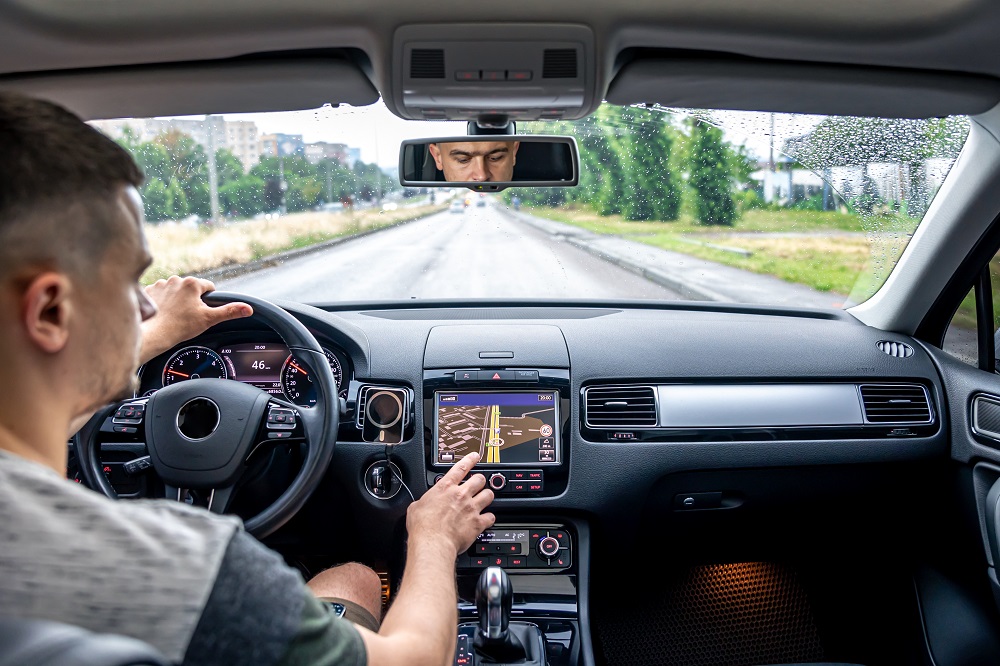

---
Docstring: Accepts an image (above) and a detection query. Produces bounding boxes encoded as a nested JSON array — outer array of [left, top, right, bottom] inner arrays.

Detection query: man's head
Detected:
[[0, 92, 156, 424], [428, 140, 520, 182]]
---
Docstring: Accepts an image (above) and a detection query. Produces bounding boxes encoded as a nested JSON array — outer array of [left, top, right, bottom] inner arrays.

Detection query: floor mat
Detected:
[[594, 561, 826, 666]]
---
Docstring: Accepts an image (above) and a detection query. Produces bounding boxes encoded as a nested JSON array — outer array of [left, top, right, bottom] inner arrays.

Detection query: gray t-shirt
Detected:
[[0, 449, 365, 665]]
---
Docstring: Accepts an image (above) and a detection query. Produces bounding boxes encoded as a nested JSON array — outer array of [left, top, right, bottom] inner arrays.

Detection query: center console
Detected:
[[421, 364, 590, 665]]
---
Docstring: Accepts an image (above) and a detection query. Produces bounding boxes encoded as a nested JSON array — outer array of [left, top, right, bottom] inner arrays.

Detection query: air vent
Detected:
[[356, 385, 410, 429], [543, 49, 577, 79], [585, 385, 657, 428], [859, 384, 931, 424], [876, 340, 914, 358], [410, 49, 445, 79]]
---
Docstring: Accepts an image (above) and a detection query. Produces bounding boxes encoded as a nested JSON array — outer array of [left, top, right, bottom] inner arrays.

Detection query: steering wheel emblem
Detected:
[[176, 398, 221, 441]]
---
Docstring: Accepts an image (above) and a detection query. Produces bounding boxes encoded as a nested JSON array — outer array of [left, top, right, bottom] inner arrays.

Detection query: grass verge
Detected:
[[143, 204, 445, 285], [525, 204, 916, 300]]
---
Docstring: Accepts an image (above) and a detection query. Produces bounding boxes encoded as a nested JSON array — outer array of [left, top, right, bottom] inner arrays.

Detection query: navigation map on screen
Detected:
[[435, 392, 559, 465]]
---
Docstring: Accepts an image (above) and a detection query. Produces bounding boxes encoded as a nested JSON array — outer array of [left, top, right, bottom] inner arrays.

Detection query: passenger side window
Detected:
[[943, 286, 978, 367], [943, 251, 1000, 371]]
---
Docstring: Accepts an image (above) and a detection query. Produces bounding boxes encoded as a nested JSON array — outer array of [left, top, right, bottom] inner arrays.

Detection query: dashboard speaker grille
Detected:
[[859, 384, 931, 424], [585, 385, 657, 428], [410, 49, 445, 78]]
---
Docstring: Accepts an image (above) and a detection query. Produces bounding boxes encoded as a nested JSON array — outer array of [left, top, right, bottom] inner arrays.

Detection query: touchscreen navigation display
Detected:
[[434, 391, 560, 466]]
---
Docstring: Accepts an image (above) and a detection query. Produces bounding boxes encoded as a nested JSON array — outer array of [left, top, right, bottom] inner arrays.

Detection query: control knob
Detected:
[[536, 535, 560, 558], [489, 473, 507, 491]]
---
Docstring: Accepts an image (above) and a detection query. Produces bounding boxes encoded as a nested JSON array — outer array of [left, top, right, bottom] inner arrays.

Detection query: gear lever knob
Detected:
[[476, 566, 513, 640]]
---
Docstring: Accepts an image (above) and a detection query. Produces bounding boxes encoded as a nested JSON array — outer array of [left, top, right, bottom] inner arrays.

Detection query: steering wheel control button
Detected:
[[488, 473, 507, 490], [266, 407, 296, 430], [113, 402, 146, 425], [267, 431, 292, 439], [176, 398, 221, 441]]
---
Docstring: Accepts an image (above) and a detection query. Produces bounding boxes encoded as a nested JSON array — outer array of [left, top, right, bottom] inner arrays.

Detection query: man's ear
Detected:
[[22, 272, 73, 354], [428, 143, 445, 170], [511, 141, 520, 163]]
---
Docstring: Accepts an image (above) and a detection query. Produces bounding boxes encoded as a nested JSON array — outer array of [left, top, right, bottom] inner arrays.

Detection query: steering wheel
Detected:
[[74, 292, 339, 539]]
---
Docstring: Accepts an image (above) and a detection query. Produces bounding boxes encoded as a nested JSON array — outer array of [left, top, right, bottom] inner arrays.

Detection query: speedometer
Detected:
[[280, 349, 343, 406], [162, 346, 228, 385]]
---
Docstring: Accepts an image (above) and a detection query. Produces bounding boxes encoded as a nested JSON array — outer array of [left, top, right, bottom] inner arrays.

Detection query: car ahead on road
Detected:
[[7, 2, 1000, 666]]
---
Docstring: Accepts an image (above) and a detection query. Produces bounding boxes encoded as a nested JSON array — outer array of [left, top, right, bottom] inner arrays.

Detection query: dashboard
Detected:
[[74, 299, 982, 666]]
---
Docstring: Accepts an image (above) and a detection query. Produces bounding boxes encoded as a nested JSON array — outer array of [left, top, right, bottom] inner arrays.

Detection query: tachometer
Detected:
[[162, 346, 228, 385], [280, 349, 343, 406]]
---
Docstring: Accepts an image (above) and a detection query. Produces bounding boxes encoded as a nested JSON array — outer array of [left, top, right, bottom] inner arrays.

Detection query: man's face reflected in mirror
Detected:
[[428, 140, 520, 182]]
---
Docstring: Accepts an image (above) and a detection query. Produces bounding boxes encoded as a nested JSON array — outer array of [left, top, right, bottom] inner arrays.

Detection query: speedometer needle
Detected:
[[167, 370, 190, 378], [289, 361, 308, 375]]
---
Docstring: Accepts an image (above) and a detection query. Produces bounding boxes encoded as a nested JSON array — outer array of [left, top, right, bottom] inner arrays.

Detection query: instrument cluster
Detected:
[[141, 338, 350, 407]]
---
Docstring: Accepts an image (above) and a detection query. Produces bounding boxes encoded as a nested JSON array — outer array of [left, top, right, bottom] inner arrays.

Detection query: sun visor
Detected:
[[0, 55, 379, 121], [606, 55, 1000, 119]]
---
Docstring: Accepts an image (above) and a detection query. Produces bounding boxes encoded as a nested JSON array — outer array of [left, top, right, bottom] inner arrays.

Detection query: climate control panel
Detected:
[[458, 524, 572, 572]]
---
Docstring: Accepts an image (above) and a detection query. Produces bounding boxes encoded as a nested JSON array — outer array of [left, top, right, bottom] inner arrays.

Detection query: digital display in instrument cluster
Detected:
[[219, 342, 287, 396]]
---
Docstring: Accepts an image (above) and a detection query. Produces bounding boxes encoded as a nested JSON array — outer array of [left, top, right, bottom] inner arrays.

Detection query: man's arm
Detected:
[[140, 276, 252, 364], [354, 452, 495, 665]]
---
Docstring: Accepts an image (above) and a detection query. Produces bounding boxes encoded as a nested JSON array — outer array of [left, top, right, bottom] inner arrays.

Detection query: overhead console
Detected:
[[422, 325, 570, 496], [390, 24, 597, 122]]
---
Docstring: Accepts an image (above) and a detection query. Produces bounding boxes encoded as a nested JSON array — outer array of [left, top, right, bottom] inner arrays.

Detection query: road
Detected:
[[218, 202, 682, 301]]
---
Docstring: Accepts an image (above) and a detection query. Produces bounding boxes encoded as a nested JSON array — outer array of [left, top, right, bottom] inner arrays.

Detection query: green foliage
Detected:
[[142, 179, 168, 222], [617, 107, 681, 221], [688, 119, 738, 226], [220, 176, 266, 217], [164, 177, 190, 219], [114, 129, 397, 221]]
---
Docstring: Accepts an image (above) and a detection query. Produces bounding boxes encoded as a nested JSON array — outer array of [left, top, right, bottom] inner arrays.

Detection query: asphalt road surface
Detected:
[[219, 201, 682, 302]]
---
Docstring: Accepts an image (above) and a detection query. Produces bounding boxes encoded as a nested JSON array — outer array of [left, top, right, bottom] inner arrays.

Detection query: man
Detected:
[[428, 140, 520, 182], [0, 91, 496, 665]]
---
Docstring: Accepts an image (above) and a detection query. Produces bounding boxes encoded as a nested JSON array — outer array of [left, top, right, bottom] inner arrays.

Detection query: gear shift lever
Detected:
[[478, 566, 514, 640], [473, 566, 527, 662]]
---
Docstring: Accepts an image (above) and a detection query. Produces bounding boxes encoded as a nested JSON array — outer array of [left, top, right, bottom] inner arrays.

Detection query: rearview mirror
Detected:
[[398, 135, 579, 192]]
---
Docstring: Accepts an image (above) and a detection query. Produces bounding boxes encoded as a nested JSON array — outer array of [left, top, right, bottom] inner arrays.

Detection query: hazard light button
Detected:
[[478, 370, 515, 381]]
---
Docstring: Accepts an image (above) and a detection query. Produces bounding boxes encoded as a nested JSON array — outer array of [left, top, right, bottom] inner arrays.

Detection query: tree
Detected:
[[220, 176, 265, 217], [688, 119, 738, 226], [142, 179, 168, 222], [164, 177, 190, 219], [618, 107, 681, 221]]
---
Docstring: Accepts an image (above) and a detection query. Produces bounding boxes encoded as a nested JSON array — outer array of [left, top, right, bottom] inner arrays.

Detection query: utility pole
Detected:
[[205, 115, 221, 224]]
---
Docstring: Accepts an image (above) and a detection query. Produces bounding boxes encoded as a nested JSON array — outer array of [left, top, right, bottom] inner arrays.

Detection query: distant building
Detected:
[[304, 141, 349, 165], [91, 116, 232, 163], [225, 121, 262, 171], [261, 133, 304, 157], [346, 147, 362, 168]]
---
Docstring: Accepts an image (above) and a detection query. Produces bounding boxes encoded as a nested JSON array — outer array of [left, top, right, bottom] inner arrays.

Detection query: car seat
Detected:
[[0, 617, 169, 666]]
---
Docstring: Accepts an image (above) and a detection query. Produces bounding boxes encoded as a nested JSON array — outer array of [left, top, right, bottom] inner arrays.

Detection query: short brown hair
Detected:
[[0, 91, 145, 275]]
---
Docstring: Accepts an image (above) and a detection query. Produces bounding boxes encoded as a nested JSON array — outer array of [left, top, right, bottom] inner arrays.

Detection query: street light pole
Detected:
[[205, 115, 221, 224]]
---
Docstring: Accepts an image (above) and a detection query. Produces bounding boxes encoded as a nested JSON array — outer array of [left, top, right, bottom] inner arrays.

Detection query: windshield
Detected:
[[90, 102, 970, 308]]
